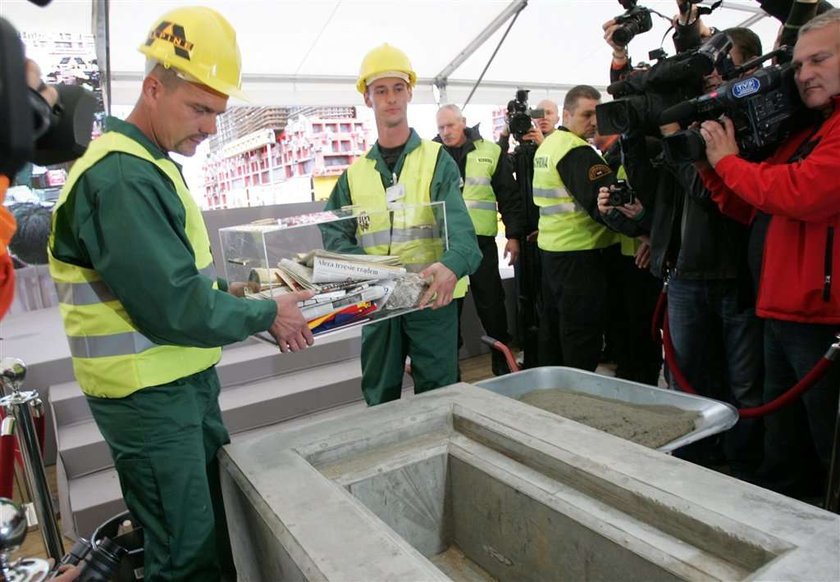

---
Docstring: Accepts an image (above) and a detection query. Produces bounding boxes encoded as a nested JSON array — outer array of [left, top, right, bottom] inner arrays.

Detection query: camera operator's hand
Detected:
[[598, 186, 645, 219], [700, 117, 739, 168], [46, 559, 81, 581], [659, 122, 681, 138], [617, 198, 644, 219], [503, 238, 520, 266], [522, 126, 545, 145], [602, 19, 623, 51], [597, 187, 613, 215], [602, 18, 630, 64], [25, 58, 58, 109]]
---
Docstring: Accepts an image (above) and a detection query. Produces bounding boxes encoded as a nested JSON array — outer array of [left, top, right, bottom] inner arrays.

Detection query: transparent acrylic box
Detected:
[[219, 201, 448, 337]]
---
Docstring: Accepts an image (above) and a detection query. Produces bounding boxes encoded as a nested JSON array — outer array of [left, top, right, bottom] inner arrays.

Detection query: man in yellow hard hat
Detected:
[[323, 44, 481, 405], [48, 7, 313, 580]]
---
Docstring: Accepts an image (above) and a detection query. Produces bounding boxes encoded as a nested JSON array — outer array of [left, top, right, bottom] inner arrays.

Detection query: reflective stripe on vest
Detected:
[[47, 131, 222, 398], [463, 141, 500, 236], [54, 263, 218, 306], [532, 131, 617, 252]]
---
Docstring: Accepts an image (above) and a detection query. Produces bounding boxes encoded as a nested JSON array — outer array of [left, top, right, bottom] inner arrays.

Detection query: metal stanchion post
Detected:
[[0, 497, 51, 581], [825, 334, 840, 513], [0, 358, 64, 563]]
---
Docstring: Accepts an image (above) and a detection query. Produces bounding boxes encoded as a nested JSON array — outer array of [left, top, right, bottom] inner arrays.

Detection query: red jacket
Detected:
[[700, 97, 840, 325]]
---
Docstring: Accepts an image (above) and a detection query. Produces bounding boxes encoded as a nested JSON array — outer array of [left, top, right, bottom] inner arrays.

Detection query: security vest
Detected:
[[347, 140, 468, 297], [48, 132, 221, 398], [532, 130, 616, 252], [462, 140, 500, 236]]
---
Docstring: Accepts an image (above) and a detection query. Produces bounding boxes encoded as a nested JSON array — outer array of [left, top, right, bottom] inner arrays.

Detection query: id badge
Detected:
[[385, 182, 406, 205]]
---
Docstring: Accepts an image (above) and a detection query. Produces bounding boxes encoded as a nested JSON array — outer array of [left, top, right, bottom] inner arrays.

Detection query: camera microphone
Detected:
[[659, 100, 698, 125]]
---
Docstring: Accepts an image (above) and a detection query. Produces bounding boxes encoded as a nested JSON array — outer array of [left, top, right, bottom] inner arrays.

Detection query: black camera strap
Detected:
[[786, 118, 825, 163]]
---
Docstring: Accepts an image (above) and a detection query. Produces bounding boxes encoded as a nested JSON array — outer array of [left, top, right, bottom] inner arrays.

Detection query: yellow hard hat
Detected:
[[138, 6, 247, 100], [356, 43, 417, 95]]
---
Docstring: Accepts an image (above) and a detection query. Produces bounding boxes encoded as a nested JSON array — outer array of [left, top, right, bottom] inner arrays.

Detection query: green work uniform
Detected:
[[322, 129, 481, 405], [49, 117, 277, 581]]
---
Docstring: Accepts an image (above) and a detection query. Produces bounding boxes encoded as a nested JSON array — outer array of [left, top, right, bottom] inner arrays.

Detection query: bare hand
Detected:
[[522, 126, 545, 145], [602, 19, 625, 51], [615, 198, 644, 219], [635, 241, 651, 269], [503, 239, 520, 266], [598, 186, 645, 219], [47, 562, 80, 581], [25, 58, 58, 107], [700, 117, 739, 168], [419, 262, 458, 309], [270, 290, 315, 353], [228, 281, 259, 297], [597, 187, 612, 215], [659, 122, 681, 137]]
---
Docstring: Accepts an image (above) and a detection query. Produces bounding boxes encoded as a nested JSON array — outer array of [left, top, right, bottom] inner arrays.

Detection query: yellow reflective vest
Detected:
[[463, 140, 500, 237], [532, 130, 617, 252], [347, 140, 468, 297], [48, 132, 221, 398]]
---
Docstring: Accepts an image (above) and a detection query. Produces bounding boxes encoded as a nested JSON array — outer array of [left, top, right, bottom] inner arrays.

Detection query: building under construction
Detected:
[[201, 105, 372, 209]]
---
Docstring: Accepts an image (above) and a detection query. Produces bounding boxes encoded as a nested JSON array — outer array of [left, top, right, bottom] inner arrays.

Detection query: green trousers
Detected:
[[361, 302, 458, 405], [87, 366, 235, 582]]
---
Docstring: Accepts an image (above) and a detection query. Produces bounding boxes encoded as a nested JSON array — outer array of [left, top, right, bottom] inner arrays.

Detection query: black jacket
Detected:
[[621, 133, 751, 282], [435, 125, 526, 240]]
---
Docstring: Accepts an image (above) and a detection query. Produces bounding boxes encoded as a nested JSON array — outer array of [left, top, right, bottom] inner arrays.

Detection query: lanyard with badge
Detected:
[[385, 172, 405, 206], [384, 172, 405, 254]]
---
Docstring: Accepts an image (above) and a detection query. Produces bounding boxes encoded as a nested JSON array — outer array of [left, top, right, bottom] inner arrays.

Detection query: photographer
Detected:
[[604, 0, 715, 83], [594, 134, 663, 386], [613, 21, 765, 475], [498, 99, 559, 149], [698, 9, 840, 498]]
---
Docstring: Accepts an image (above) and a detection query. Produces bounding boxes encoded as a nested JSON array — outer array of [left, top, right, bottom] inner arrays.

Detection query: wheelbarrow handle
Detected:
[[480, 336, 521, 373]]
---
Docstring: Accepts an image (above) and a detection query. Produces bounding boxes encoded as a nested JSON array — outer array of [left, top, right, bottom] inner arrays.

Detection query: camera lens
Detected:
[[77, 537, 126, 582]]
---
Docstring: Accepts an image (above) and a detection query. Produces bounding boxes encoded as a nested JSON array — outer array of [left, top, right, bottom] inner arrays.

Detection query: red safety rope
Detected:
[[0, 402, 48, 498], [654, 289, 838, 418], [0, 417, 15, 499]]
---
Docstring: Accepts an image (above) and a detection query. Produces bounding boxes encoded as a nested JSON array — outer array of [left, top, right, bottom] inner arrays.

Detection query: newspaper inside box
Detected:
[[219, 202, 448, 335]]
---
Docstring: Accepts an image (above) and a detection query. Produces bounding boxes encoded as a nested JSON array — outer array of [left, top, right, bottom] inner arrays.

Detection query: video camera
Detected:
[[0, 15, 97, 180], [595, 31, 733, 137], [660, 48, 807, 162], [506, 89, 545, 142], [52, 536, 127, 581]]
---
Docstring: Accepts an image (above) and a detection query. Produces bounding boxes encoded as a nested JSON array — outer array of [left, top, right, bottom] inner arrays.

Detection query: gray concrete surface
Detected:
[[220, 383, 840, 582]]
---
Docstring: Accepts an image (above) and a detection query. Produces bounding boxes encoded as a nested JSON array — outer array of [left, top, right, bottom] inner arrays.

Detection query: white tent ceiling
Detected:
[[3, 0, 785, 108]]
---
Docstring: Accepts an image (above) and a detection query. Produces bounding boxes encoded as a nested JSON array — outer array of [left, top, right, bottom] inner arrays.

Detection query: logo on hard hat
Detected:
[[146, 22, 194, 60]]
